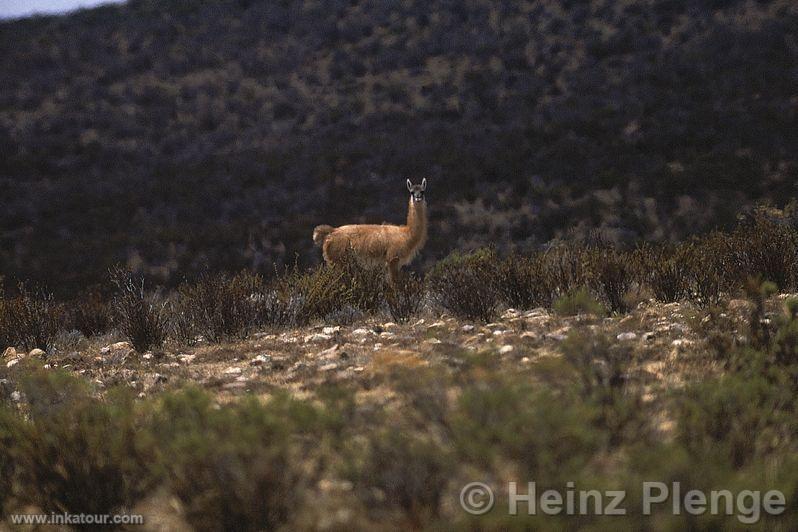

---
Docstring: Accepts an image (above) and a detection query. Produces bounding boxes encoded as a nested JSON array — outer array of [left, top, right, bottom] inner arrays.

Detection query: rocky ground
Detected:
[[2, 295, 793, 531], [3, 298, 762, 407]]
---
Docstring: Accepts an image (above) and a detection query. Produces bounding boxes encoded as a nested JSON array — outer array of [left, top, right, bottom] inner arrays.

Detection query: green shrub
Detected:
[[110, 269, 167, 352], [453, 378, 602, 482], [552, 286, 606, 317], [354, 429, 453, 527], [676, 372, 795, 468], [0, 406, 18, 514], [428, 248, 499, 322], [151, 388, 317, 531], [13, 369, 153, 515]]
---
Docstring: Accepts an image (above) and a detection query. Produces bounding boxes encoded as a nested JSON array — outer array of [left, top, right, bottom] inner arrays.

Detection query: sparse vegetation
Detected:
[[110, 269, 167, 352]]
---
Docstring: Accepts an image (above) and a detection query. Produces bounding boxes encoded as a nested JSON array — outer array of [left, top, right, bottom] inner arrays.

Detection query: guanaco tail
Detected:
[[313, 179, 428, 284]]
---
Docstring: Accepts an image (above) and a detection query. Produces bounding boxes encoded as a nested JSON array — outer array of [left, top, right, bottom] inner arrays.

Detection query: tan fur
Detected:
[[313, 185, 428, 284]]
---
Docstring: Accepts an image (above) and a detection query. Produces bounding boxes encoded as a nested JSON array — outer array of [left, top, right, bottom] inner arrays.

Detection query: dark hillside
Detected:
[[1, 0, 796, 294]]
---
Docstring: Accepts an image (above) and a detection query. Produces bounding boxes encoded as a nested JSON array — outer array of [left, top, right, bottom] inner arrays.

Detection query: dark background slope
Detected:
[[1, 0, 796, 295]]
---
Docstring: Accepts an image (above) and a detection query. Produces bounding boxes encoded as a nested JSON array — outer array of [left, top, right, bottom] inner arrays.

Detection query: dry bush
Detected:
[[496, 252, 552, 309], [176, 271, 264, 343], [386, 273, 425, 323], [0, 284, 61, 352], [110, 269, 167, 352], [70, 292, 113, 337], [585, 248, 635, 313], [427, 248, 499, 322]]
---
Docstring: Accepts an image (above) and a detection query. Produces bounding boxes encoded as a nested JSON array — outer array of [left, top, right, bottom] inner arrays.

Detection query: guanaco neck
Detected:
[[405, 197, 428, 248]]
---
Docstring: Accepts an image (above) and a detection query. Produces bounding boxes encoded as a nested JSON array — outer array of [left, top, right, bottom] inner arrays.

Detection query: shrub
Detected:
[[12, 369, 153, 515], [386, 273, 425, 323], [675, 373, 794, 468], [353, 429, 453, 527], [0, 284, 61, 352], [427, 248, 499, 322], [339, 253, 386, 315], [541, 245, 591, 297], [110, 269, 167, 352], [586, 248, 635, 313], [453, 378, 602, 482], [636, 244, 691, 303], [151, 388, 315, 531], [552, 286, 606, 317], [732, 213, 798, 291], [495, 252, 551, 309], [274, 263, 351, 325], [0, 406, 18, 514], [175, 271, 264, 343], [70, 292, 113, 337]]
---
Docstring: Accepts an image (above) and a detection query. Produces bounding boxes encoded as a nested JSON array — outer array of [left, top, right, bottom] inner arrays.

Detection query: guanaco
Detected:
[[313, 179, 428, 284]]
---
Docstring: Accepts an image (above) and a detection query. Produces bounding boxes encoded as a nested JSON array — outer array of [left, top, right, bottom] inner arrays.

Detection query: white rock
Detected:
[[142, 353, 153, 361], [353, 366, 365, 372], [318, 345, 340, 359], [178, 354, 196, 364], [305, 333, 332, 343], [373, 343, 383, 351], [223, 367, 242, 376], [617, 332, 637, 341], [319, 363, 338, 371], [10, 391, 22, 402], [461, 325, 475, 332], [322, 326, 340, 335], [379, 331, 396, 339], [382, 322, 397, 329], [2, 347, 16, 359], [502, 308, 520, 319], [28, 348, 46, 357], [6, 359, 19, 368], [521, 357, 531, 363], [250, 354, 271, 366], [352, 328, 371, 336], [428, 321, 446, 329], [492, 330, 506, 336], [499, 345, 514, 354]]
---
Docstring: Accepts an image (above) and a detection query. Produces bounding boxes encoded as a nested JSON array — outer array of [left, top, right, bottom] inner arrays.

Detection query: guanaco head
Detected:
[[406, 178, 427, 203]]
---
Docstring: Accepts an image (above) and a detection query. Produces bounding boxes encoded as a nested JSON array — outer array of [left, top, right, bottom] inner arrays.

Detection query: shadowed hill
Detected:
[[1, 0, 796, 295]]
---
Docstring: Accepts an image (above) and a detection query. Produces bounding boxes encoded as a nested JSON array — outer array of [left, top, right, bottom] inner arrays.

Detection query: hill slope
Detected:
[[1, 0, 797, 293]]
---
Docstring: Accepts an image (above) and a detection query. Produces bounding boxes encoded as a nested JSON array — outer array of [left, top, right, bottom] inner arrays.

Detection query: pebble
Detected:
[[28, 348, 46, 357], [178, 354, 196, 364], [462, 325, 475, 332], [319, 363, 338, 372], [499, 345, 514, 354], [352, 328, 371, 336], [617, 332, 637, 341], [223, 367, 243, 376], [142, 353, 153, 361], [10, 391, 22, 402], [322, 326, 340, 335], [6, 359, 19, 368]]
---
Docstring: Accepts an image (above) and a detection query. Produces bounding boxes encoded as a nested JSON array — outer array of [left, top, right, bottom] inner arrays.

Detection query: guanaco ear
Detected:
[[421, 178, 427, 191], [407, 179, 413, 191]]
